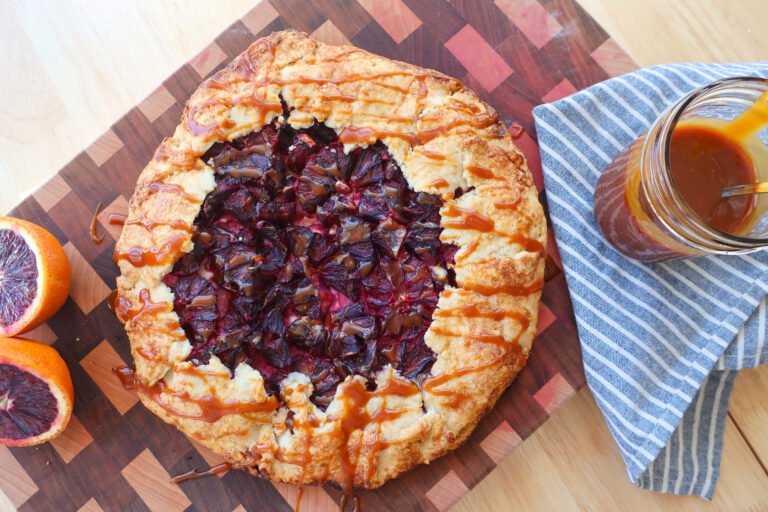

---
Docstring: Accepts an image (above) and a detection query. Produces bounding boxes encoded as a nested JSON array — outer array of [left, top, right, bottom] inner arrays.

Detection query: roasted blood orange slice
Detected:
[[0, 336, 74, 446], [0, 217, 70, 337]]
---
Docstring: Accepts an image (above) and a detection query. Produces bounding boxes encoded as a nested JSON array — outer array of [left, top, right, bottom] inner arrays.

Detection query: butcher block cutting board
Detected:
[[2, 1, 637, 511]]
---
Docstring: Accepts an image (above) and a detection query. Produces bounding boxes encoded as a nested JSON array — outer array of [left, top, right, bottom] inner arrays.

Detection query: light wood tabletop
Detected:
[[1, 1, 766, 510]]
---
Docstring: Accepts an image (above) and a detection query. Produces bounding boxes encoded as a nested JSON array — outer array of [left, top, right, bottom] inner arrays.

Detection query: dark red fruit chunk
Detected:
[[167, 120, 457, 409], [0, 230, 38, 326], [0, 364, 58, 440]]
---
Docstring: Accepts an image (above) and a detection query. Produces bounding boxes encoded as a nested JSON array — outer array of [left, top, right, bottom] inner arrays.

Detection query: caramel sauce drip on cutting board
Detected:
[[90, 201, 105, 244], [170, 462, 232, 484], [169, 455, 258, 484], [114, 366, 136, 390]]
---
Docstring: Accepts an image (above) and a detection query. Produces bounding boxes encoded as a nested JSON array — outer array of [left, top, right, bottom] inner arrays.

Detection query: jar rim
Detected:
[[660, 76, 768, 246]]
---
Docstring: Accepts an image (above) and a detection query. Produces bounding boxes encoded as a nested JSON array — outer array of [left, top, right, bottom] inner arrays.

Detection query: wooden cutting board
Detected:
[[2, 1, 637, 511]]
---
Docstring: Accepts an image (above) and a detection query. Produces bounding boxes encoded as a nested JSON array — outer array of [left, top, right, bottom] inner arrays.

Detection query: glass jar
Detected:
[[594, 77, 768, 261]]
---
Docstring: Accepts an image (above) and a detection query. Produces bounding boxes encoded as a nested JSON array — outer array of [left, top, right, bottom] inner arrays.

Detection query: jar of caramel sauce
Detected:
[[594, 77, 768, 261]]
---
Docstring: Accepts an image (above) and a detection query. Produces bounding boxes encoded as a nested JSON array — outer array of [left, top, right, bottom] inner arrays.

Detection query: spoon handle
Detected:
[[721, 181, 768, 198]]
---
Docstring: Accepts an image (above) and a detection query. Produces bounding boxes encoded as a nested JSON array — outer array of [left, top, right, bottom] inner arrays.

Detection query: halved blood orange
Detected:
[[0, 336, 74, 446], [0, 217, 70, 337]]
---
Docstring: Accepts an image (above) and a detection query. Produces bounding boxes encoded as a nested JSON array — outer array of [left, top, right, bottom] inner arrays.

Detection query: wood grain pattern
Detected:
[[0, 0, 767, 511], [455, 388, 768, 511], [121, 450, 191, 512]]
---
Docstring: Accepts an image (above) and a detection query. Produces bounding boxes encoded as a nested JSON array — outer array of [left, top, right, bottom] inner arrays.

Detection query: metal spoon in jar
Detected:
[[722, 182, 768, 198]]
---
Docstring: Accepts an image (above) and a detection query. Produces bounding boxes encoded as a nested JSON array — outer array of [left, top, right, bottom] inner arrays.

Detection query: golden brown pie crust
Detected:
[[114, 30, 546, 490]]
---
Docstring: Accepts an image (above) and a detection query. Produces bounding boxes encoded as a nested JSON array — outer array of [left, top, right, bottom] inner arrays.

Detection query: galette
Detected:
[[114, 30, 546, 490]]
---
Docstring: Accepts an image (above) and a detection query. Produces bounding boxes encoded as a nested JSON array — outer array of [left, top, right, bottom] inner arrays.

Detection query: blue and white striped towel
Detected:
[[532, 62, 768, 498]]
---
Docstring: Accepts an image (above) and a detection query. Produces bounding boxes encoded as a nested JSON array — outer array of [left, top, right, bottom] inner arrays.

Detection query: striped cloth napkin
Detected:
[[532, 62, 768, 498]]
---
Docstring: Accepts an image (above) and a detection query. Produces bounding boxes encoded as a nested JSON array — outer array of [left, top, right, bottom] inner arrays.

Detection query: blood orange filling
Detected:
[[163, 120, 458, 408]]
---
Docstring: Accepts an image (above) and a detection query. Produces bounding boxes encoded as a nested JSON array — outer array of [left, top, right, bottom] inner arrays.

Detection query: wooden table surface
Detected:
[[1, 1, 766, 510]]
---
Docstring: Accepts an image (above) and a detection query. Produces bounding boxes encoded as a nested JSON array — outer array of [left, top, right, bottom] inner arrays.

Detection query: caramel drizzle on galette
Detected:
[[114, 35, 545, 489]]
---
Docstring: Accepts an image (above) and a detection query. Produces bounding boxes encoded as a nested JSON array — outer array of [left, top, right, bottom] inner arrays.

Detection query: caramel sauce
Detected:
[[108, 213, 127, 226], [114, 366, 136, 390], [319, 94, 396, 108], [136, 346, 160, 361], [136, 377, 278, 423], [339, 494, 361, 512], [490, 193, 534, 226], [154, 147, 201, 169], [169, 456, 257, 484], [338, 125, 420, 146], [594, 88, 768, 260], [187, 96, 282, 139], [112, 291, 134, 324], [170, 462, 232, 484], [188, 294, 217, 308], [430, 326, 508, 349], [465, 165, 505, 181], [114, 178, 195, 267], [422, 342, 523, 408], [117, 288, 169, 324], [442, 204, 495, 232], [114, 233, 188, 267], [455, 239, 479, 263], [494, 197, 522, 210], [90, 201, 105, 244], [442, 204, 543, 253], [326, 375, 419, 490], [125, 217, 191, 233], [464, 280, 544, 297], [295, 486, 303, 512], [147, 181, 200, 203], [429, 178, 450, 188], [509, 123, 525, 139], [185, 39, 497, 159], [433, 303, 531, 348], [504, 233, 544, 253], [724, 88, 768, 141], [321, 48, 368, 63], [669, 124, 756, 233], [417, 117, 496, 145], [115, 289, 186, 342], [434, 302, 530, 326], [107, 289, 120, 314], [418, 149, 447, 161], [275, 70, 453, 91]]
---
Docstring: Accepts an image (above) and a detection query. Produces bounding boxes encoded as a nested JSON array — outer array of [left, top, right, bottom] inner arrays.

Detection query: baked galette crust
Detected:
[[114, 30, 546, 490]]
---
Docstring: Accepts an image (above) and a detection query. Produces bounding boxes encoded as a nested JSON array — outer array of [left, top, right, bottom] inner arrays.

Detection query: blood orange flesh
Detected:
[[0, 217, 70, 337], [0, 337, 73, 446], [0, 229, 39, 328], [0, 363, 58, 441]]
